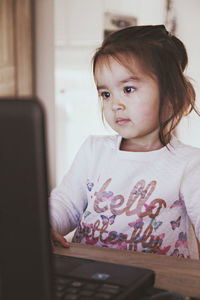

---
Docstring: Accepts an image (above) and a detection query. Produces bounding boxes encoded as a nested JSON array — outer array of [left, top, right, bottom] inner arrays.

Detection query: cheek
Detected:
[[132, 101, 159, 123], [144, 104, 159, 117], [102, 104, 112, 120]]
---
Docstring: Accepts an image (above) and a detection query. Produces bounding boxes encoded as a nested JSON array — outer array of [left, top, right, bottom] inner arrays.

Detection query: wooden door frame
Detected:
[[0, 0, 34, 97], [14, 0, 34, 96]]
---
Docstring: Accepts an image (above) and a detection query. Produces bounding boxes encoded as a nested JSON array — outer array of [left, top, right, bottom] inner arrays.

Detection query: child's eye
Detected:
[[123, 87, 135, 94], [100, 91, 110, 100]]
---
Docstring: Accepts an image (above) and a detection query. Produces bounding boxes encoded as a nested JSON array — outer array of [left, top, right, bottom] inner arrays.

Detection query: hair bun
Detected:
[[170, 35, 188, 71]]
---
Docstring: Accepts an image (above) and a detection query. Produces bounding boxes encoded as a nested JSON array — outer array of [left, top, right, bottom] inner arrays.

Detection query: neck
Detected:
[[120, 137, 164, 152]]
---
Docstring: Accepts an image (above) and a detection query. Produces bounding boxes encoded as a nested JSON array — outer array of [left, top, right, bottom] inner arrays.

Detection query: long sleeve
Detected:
[[49, 137, 91, 235], [180, 153, 200, 241]]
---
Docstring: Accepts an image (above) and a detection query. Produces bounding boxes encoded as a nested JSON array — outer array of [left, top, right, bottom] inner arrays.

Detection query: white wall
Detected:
[[174, 0, 200, 147], [55, 0, 166, 47], [34, 0, 56, 189]]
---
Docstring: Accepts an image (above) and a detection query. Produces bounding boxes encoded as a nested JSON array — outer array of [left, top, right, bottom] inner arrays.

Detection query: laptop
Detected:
[[0, 98, 155, 300]]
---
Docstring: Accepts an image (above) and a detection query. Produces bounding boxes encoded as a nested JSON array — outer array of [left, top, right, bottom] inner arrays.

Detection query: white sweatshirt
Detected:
[[50, 135, 200, 259]]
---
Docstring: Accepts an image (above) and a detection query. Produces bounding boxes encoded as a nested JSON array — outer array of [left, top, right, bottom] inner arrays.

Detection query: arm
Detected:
[[180, 153, 200, 242], [49, 136, 92, 236]]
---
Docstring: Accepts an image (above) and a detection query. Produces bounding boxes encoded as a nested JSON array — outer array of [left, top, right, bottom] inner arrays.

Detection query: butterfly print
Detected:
[[170, 194, 185, 209], [86, 180, 94, 191], [100, 214, 116, 225], [170, 216, 181, 230], [128, 218, 144, 228], [175, 232, 188, 248], [153, 233, 165, 243], [170, 248, 186, 258], [155, 245, 171, 255], [150, 218, 163, 230], [81, 224, 93, 235], [170, 248, 180, 257], [84, 211, 91, 218], [151, 233, 165, 247]]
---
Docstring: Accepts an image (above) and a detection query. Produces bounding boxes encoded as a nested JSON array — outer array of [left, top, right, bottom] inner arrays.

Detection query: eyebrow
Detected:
[[96, 76, 140, 90], [96, 85, 107, 91], [120, 76, 140, 84]]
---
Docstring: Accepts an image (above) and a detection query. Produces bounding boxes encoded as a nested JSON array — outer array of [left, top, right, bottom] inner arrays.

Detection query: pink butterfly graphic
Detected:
[[150, 233, 165, 246], [86, 180, 94, 192], [100, 215, 116, 225], [175, 232, 188, 248], [81, 222, 93, 235], [170, 248, 180, 257], [128, 218, 144, 228], [107, 231, 119, 240], [150, 218, 163, 230], [155, 245, 171, 255], [170, 216, 181, 230], [170, 199, 185, 209]]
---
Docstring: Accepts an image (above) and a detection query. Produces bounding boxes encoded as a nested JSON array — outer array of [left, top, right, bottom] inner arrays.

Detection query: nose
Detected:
[[112, 102, 126, 111]]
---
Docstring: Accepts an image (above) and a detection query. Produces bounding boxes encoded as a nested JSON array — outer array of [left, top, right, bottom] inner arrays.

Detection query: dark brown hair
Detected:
[[93, 25, 198, 146]]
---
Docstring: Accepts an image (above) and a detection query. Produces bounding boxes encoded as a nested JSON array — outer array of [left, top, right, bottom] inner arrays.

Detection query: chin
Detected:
[[119, 134, 137, 140], [116, 129, 138, 139]]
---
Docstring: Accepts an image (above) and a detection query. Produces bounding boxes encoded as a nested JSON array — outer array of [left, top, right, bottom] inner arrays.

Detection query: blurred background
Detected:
[[1, 0, 200, 189]]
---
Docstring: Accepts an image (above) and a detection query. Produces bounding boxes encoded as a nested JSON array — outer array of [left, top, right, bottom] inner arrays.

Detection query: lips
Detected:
[[116, 117, 130, 125]]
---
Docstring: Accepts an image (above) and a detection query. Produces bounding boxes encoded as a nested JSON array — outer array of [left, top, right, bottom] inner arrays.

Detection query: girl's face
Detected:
[[94, 56, 162, 151]]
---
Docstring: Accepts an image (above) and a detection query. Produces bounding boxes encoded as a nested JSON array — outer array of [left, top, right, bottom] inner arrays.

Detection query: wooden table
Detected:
[[55, 243, 200, 298]]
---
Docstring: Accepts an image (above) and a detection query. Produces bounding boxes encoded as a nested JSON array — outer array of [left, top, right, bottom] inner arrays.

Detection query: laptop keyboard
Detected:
[[54, 275, 122, 300]]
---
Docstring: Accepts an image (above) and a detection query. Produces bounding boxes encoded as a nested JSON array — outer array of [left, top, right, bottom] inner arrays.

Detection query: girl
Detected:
[[50, 25, 200, 259]]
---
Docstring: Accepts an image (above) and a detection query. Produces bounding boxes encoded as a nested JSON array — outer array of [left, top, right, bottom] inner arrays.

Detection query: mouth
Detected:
[[116, 118, 131, 125]]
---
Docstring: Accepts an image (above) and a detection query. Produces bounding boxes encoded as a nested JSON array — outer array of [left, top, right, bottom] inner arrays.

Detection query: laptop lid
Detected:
[[0, 98, 155, 300], [0, 98, 53, 300]]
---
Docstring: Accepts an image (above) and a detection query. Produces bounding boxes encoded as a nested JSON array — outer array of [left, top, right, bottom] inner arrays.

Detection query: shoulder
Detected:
[[170, 136, 200, 159], [171, 136, 200, 169], [76, 135, 119, 166]]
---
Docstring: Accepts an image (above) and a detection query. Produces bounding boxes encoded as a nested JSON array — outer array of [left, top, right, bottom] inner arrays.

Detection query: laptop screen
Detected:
[[0, 98, 53, 300]]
